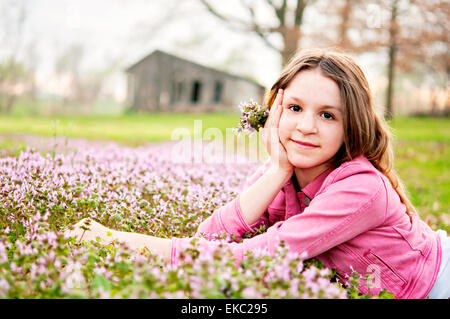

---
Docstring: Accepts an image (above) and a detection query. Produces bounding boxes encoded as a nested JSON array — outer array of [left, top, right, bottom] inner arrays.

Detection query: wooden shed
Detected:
[[125, 49, 266, 113]]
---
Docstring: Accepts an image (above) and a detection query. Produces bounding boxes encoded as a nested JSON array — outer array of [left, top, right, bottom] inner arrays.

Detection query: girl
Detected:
[[67, 48, 449, 299]]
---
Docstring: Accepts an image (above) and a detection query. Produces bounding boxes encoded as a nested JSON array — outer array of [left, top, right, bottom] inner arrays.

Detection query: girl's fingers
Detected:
[[266, 89, 284, 128], [272, 93, 284, 127], [276, 103, 283, 124], [273, 88, 283, 110]]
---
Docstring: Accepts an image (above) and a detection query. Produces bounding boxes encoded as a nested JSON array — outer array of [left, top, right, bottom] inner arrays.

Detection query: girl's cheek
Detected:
[[279, 113, 294, 131]]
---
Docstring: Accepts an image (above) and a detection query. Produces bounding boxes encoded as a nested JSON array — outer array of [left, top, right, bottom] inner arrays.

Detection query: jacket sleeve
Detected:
[[193, 159, 273, 239], [172, 164, 387, 266]]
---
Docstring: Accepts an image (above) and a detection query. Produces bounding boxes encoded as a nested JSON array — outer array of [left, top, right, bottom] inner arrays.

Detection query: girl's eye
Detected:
[[288, 105, 301, 112], [321, 112, 334, 120]]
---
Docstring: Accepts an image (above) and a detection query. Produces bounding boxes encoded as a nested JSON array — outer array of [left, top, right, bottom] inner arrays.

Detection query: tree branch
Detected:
[[199, 0, 248, 29], [294, 0, 307, 26], [200, 0, 280, 52]]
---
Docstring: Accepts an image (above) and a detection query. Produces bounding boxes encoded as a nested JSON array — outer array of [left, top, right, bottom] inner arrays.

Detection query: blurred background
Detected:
[[0, 0, 448, 117], [0, 0, 448, 229]]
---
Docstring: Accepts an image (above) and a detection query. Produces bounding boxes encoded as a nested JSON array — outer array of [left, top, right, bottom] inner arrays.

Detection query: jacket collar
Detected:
[[284, 167, 333, 199], [301, 167, 334, 199], [282, 167, 332, 218]]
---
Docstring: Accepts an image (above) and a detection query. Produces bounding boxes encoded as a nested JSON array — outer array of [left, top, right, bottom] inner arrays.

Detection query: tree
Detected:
[[199, 0, 315, 66], [385, 0, 399, 119], [54, 44, 118, 112], [199, 0, 449, 117], [0, 60, 29, 113], [316, 0, 449, 118], [54, 44, 85, 106], [371, 0, 448, 118], [0, 0, 33, 113]]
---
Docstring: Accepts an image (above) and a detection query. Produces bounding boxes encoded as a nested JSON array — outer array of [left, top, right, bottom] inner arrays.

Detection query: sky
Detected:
[[1, 0, 384, 102]]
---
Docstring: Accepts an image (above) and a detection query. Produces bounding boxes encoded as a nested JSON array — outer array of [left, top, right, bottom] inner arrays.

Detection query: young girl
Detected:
[[67, 48, 449, 299]]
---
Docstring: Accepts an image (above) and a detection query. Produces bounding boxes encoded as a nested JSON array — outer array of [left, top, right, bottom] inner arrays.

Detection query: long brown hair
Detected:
[[266, 48, 415, 219]]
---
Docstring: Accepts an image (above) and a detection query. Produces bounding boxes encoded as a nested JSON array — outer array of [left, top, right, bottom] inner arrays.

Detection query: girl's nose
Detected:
[[296, 112, 318, 134]]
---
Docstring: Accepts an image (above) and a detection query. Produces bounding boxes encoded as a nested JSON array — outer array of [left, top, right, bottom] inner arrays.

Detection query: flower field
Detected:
[[0, 135, 393, 299]]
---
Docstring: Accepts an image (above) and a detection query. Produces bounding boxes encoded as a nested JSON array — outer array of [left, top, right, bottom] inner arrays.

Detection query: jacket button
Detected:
[[304, 196, 311, 206]]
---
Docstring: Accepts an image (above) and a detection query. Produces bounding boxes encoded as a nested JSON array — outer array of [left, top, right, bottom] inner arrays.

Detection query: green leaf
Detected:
[[92, 274, 112, 292]]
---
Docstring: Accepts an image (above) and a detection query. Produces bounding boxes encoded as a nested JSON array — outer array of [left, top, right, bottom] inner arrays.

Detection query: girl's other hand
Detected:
[[261, 89, 294, 175], [65, 218, 114, 244]]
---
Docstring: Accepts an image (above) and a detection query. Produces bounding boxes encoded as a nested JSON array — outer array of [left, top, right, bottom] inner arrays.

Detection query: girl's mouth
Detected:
[[291, 139, 319, 149]]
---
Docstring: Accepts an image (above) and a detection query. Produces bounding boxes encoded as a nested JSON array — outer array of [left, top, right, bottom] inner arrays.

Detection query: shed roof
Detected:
[[125, 49, 265, 89]]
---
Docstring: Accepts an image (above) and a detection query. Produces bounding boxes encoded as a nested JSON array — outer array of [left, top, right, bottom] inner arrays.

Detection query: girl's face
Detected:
[[279, 68, 345, 170]]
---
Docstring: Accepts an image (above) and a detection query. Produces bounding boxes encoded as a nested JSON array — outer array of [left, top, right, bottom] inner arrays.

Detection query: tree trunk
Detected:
[[5, 94, 16, 114], [280, 26, 302, 66], [385, 0, 399, 120], [338, 0, 351, 48]]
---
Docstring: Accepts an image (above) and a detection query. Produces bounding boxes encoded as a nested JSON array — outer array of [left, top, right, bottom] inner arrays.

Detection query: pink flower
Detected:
[[234, 99, 269, 134]]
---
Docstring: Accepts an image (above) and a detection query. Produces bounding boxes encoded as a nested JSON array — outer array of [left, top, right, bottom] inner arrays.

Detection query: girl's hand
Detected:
[[261, 89, 294, 174], [65, 218, 114, 244], [65, 218, 171, 258]]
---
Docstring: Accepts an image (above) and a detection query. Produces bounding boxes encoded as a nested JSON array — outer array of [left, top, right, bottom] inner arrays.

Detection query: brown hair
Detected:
[[266, 48, 415, 219]]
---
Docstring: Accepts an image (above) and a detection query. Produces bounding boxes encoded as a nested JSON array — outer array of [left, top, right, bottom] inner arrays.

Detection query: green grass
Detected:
[[387, 116, 450, 231], [0, 113, 241, 145], [390, 116, 450, 142], [0, 113, 448, 231], [393, 139, 449, 230]]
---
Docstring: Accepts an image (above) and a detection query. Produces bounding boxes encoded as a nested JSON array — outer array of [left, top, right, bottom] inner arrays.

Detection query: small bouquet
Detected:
[[234, 99, 269, 135]]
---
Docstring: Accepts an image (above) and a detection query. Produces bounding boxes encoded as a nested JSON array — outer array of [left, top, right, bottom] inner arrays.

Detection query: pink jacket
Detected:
[[171, 155, 441, 299]]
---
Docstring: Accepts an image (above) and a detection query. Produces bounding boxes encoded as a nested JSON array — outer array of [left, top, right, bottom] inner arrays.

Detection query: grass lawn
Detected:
[[0, 113, 241, 144], [0, 113, 448, 231]]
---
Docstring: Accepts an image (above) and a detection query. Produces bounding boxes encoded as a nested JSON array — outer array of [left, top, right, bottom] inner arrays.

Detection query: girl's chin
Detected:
[[287, 155, 320, 169]]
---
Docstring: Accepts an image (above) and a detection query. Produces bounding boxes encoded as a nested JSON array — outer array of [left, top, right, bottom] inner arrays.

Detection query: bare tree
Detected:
[[54, 43, 125, 113], [0, 0, 32, 113], [319, 0, 449, 118], [338, 0, 352, 48], [383, 0, 399, 119], [372, 0, 449, 118], [199, 0, 315, 66], [199, 0, 448, 117], [54, 44, 84, 106]]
